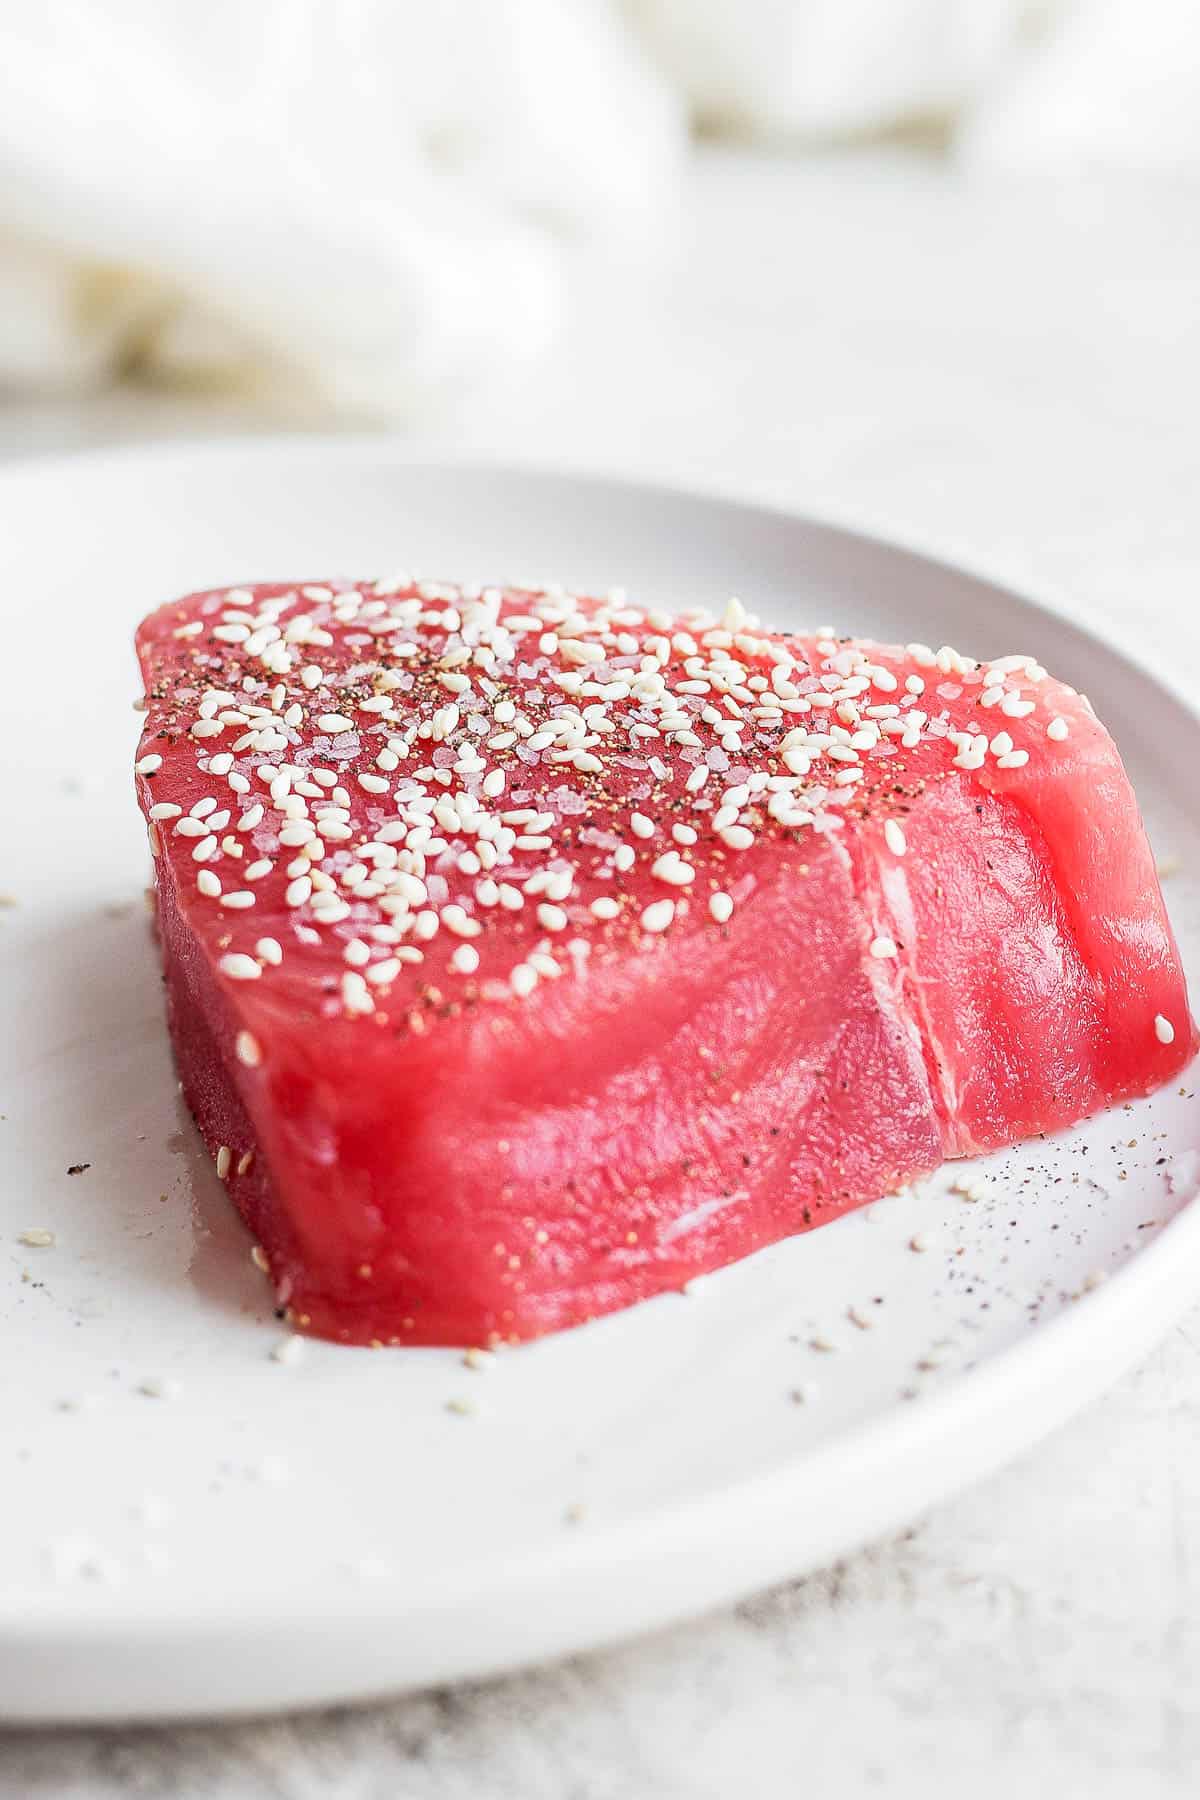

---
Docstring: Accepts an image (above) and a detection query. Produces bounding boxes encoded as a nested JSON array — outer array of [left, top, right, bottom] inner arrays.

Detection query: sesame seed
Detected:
[[341, 971, 374, 1015], [709, 892, 733, 924], [215, 1145, 232, 1180], [450, 944, 480, 974], [18, 1228, 55, 1248], [235, 1030, 263, 1068], [251, 1245, 270, 1274], [271, 1335, 304, 1365], [591, 896, 620, 920], [884, 820, 907, 857], [641, 899, 675, 934], [510, 962, 538, 997], [197, 869, 221, 898], [537, 903, 568, 932], [138, 1378, 181, 1400], [1047, 716, 1069, 741], [651, 851, 695, 887], [441, 904, 481, 938], [256, 937, 283, 966], [219, 953, 262, 981], [630, 812, 655, 839], [1155, 1014, 1176, 1045], [135, 754, 163, 776], [870, 935, 898, 959]]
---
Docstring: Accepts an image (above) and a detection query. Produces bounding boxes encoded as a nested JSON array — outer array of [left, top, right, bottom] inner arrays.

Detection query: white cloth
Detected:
[[0, 0, 680, 413], [1, 0, 1197, 415]]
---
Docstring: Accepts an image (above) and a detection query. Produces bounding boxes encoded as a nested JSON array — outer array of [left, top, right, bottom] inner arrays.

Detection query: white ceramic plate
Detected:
[[2, 443, 1198, 1724]]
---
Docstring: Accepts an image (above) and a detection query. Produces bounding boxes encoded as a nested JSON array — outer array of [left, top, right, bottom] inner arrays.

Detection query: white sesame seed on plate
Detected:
[[138, 1378, 182, 1400], [18, 1228, 55, 1248]]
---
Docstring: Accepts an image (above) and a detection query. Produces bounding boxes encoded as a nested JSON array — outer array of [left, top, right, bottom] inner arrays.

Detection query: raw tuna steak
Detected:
[[133, 579, 1195, 1346]]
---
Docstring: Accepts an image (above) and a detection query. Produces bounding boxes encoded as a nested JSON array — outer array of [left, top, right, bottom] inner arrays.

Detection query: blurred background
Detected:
[[4, 0, 1199, 643]]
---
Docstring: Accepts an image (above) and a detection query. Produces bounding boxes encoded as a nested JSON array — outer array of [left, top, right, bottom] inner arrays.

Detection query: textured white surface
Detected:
[[2, 147, 1200, 1795]]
